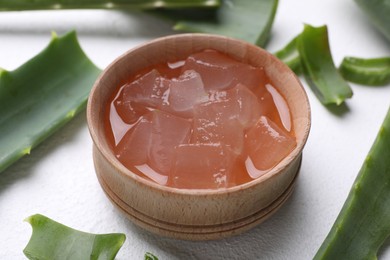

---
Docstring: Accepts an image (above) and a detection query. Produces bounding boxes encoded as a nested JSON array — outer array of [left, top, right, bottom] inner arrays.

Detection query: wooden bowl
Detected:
[[87, 34, 311, 240]]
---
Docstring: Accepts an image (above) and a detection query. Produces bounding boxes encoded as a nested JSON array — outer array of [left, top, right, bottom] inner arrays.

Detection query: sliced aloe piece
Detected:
[[0, 31, 101, 173], [339, 56, 390, 86], [298, 25, 353, 106], [0, 0, 220, 11], [274, 35, 301, 74], [314, 106, 390, 259], [355, 0, 390, 42], [161, 0, 279, 47], [145, 252, 159, 260], [24, 214, 126, 260]]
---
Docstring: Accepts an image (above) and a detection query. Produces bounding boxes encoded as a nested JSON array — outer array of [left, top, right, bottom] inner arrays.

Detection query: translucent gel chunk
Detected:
[[114, 116, 152, 166], [134, 164, 168, 186], [252, 83, 286, 131], [192, 100, 244, 154], [168, 70, 208, 117], [209, 83, 261, 129], [149, 110, 192, 174], [114, 93, 150, 124], [108, 101, 132, 146], [231, 158, 253, 185], [122, 69, 170, 109], [245, 116, 296, 178], [170, 143, 238, 189], [265, 83, 292, 132], [154, 60, 184, 79], [182, 49, 266, 91]]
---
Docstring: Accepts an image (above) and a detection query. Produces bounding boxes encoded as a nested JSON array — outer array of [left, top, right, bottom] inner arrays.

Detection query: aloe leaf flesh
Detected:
[[162, 0, 279, 47], [0, 0, 220, 11], [0, 31, 101, 173], [274, 35, 302, 74], [298, 24, 353, 106], [23, 214, 126, 260], [355, 0, 390, 42], [339, 56, 390, 86], [314, 106, 390, 259]]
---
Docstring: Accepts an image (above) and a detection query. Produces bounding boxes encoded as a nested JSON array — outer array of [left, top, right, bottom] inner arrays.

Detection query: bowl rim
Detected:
[[87, 33, 311, 196]]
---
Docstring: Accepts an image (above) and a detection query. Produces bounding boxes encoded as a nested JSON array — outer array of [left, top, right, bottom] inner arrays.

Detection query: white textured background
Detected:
[[1, 0, 390, 259]]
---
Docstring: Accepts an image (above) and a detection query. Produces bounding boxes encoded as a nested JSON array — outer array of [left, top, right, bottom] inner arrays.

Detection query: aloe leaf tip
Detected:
[[51, 31, 58, 40]]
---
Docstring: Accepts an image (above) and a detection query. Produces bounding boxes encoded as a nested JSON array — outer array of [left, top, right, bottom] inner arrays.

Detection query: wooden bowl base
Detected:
[[95, 156, 302, 241]]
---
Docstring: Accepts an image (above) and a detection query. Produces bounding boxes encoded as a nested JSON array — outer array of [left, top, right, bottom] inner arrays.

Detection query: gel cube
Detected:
[[114, 92, 150, 124], [167, 70, 208, 117], [192, 100, 244, 154], [122, 69, 170, 109], [170, 143, 238, 189], [182, 49, 266, 91], [244, 116, 296, 178], [209, 83, 262, 129], [149, 110, 192, 174], [115, 116, 152, 166]]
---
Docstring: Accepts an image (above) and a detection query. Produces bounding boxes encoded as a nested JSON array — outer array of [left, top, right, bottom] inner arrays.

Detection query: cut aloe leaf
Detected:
[[159, 0, 279, 47], [0, 31, 101, 173], [314, 106, 390, 259], [24, 214, 126, 260], [274, 35, 301, 74], [355, 0, 390, 42], [145, 252, 159, 260], [298, 25, 353, 106], [339, 56, 390, 86], [0, 0, 220, 11]]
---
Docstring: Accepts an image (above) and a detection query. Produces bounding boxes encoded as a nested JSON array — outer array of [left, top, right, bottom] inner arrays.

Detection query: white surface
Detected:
[[1, 1, 390, 259]]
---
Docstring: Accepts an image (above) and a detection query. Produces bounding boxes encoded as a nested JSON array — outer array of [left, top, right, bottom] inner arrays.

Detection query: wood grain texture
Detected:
[[86, 34, 311, 240]]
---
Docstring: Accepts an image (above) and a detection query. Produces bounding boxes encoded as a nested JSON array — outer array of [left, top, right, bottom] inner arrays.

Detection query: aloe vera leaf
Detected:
[[314, 106, 390, 259], [355, 0, 390, 42], [145, 252, 159, 260], [339, 56, 390, 86], [274, 35, 302, 74], [0, 0, 220, 11], [162, 0, 279, 47], [23, 214, 126, 260], [0, 31, 101, 173], [298, 25, 353, 106]]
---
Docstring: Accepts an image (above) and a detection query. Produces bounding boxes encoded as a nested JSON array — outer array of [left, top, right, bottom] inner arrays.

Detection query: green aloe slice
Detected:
[[314, 106, 390, 259], [145, 252, 159, 260], [24, 214, 126, 260], [0, 0, 220, 11], [274, 35, 301, 74], [339, 56, 390, 86], [0, 31, 101, 173], [298, 24, 353, 106], [162, 0, 279, 47], [355, 0, 390, 42]]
